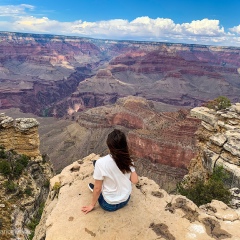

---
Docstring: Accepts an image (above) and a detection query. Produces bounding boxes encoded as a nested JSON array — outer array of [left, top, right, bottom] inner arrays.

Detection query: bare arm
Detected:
[[81, 180, 103, 214], [130, 171, 138, 184]]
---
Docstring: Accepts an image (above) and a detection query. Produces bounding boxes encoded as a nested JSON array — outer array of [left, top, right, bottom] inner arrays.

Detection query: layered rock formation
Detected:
[[34, 154, 240, 240], [74, 45, 240, 110], [1, 32, 240, 116], [0, 113, 40, 158], [186, 104, 240, 189], [38, 96, 199, 191], [0, 32, 137, 116]]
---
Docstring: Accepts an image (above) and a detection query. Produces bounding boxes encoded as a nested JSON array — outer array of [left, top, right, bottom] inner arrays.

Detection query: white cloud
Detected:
[[181, 19, 225, 36], [230, 25, 240, 34], [0, 4, 239, 47], [0, 4, 34, 16]]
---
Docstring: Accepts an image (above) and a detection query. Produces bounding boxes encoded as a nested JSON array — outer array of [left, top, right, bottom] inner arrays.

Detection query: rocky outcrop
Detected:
[[0, 113, 40, 158], [0, 114, 53, 240], [33, 154, 240, 240], [187, 104, 240, 188]]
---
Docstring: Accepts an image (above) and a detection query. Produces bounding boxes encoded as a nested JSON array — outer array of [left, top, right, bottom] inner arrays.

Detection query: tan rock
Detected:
[[210, 133, 227, 146], [207, 141, 223, 154], [216, 158, 240, 179], [34, 154, 240, 240], [218, 120, 236, 130], [232, 105, 240, 114], [0, 114, 40, 157], [200, 200, 239, 221], [191, 107, 217, 126], [201, 121, 218, 132], [220, 151, 240, 165], [188, 105, 240, 188], [203, 149, 219, 172], [223, 136, 240, 158]]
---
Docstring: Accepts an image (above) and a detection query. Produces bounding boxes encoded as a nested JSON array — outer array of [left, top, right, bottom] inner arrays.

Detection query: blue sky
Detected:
[[0, 0, 240, 46]]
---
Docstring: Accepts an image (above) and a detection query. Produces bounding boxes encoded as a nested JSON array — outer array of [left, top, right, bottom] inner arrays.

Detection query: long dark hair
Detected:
[[106, 129, 133, 173]]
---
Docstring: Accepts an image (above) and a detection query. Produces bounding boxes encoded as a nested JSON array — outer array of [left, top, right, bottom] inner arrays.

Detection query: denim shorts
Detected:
[[98, 193, 130, 212]]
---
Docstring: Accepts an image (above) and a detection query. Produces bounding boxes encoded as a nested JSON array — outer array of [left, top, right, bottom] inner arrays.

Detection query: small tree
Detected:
[[177, 166, 231, 206], [0, 148, 30, 180], [203, 96, 231, 110]]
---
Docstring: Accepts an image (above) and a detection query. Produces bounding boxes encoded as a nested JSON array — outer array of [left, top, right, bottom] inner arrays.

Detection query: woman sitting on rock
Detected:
[[82, 129, 138, 214]]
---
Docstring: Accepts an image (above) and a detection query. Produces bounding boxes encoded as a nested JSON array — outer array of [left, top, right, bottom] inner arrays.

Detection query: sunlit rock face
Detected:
[[1, 32, 240, 116], [0, 113, 40, 157], [186, 103, 240, 188]]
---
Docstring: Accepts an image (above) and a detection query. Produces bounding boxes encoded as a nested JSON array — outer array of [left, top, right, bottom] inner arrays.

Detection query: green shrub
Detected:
[[13, 162, 25, 177], [0, 145, 7, 159], [0, 160, 11, 178], [4, 180, 17, 193], [53, 182, 61, 197], [43, 179, 50, 188], [17, 155, 29, 167], [203, 96, 231, 110], [177, 166, 231, 206], [27, 202, 45, 239], [24, 186, 33, 196]]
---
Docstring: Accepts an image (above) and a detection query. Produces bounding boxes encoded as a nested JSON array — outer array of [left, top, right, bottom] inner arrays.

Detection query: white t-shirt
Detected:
[[93, 154, 135, 204]]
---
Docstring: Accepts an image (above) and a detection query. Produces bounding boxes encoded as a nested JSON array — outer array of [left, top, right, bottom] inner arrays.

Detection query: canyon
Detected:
[[2, 95, 199, 192], [1, 32, 240, 117], [1, 31, 240, 239], [32, 96, 199, 191]]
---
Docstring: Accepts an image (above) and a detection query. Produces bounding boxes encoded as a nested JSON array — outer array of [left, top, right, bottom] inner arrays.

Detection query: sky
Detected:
[[0, 0, 240, 47]]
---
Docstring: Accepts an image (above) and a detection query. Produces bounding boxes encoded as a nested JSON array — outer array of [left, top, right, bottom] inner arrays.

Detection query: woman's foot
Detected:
[[88, 183, 94, 192], [92, 160, 97, 167]]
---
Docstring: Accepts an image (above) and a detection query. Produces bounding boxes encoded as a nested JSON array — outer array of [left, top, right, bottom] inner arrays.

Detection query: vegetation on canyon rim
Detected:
[[177, 166, 231, 206], [0, 145, 47, 239], [203, 96, 231, 110], [0, 146, 30, 191]]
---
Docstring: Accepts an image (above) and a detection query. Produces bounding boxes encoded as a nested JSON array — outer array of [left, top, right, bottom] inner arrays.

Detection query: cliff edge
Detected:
[[34, 154, 240, 240], [187, 103, 240, 191], [0, 113, 53, 240]]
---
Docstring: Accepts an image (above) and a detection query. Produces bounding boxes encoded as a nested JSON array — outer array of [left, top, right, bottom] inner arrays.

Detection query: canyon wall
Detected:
[[186, 104, 240, 189], [1, 32, 240, 116]]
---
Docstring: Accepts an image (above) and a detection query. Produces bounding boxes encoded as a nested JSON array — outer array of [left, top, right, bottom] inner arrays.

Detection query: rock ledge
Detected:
[[34, 154, 240, 240]]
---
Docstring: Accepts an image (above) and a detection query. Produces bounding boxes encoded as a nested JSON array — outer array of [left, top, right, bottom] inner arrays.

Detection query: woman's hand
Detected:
[[82, 180, 102, 214], [81, 204, 94, 214]]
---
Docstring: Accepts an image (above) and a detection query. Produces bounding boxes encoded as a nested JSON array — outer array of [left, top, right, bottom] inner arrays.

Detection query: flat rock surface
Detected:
[[34, 154, 240, 240]]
